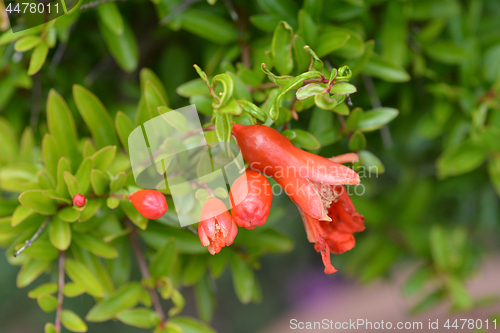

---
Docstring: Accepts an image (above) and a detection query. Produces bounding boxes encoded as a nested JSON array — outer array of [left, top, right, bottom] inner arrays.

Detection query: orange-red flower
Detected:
[[198, 197, 238, 255], [129, 190, 168, 220], [229, 169, 273, 230], [73, 194, 86, 207], [232, 124, 365, 273]]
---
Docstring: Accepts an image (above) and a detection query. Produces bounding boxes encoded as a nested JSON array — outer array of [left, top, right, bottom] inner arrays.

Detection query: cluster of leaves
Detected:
[[1, 0, 500, 332]]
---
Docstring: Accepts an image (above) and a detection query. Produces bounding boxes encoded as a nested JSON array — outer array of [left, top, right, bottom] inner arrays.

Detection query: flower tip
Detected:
[[232, 123, 244, 134], [72, 194, 86, 207], [325, 266, 338, 274], [129, 190, 168, 220]]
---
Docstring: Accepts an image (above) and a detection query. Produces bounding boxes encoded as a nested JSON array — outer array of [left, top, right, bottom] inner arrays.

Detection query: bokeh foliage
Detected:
[[0, 0, 500, 332]]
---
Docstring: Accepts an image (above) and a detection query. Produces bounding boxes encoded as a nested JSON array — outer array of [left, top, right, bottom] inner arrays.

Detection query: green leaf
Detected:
[[345, 108, 364, 132], [290, 129, 321, 150], [227, 71, 252, 101], [0, 117, 18, 163], [348, 130, 367, 151], [141, 68, 169, 105], [329, 27, 364, 59], [272, 21, 294, 75], [357, 107, 399, 132], [363, 54, 410, 82], [56, 157, 72, 198], [19, 190, 57, 215], [411, 289, 446, 314], [403, 266, 433, 296], [330, 82, 357, 95], [107, 197, 120, 209], [117, 308, 160, 328], [314, 93, 340, 110], [115, 111, 135, 151], [96, 2, 124, 35], [230, 253, 254, 304], [28, 42, 49, 76], [61, 310, 88, 332], [72, 232, 118, 259], [424, 41, 469, 65], [437, 140, 487, 178], [429, 225, 449, 271], [145, 81, 167, 119], [22, 240, 59, 261], [75, 158, 93, 195], [315, 30, 351, 58], [162, 110, 189, 133], [237, 100, 267, 122], [65, 258, 104, 298], [358, 150, 385, 174], [99, 18, 138, 72], [11, 205, 35, 227], [298, 9, 318, 46], [120, 201, 148, 230], [37, 294, 58, 313], [110, 172, 127, 192], [49, 216, 71, 251], [28, 283, 58, 298], [150, 238, 177, 278], [64, 172, 80, 198], [47, 89, 80, 171], [347, 40, 375, 77], [488, 155, 500, 197], [447, 276, 473, 311], [58, 207, 80, 222], [296, 83, 324, 100], [235, 229, 293, 253], [91, 169, 109, 196], [176, 79, 211, 98], [293, 34, 310, 73], [73, 85, 118, 149], [215, 112, 231, 143], [182, 255, 209, 286], [17, 259, 49, 288], [14, 35, 41, 52], [44, 323, 57, 333], [169, 316, 217, 333], [42, 134, 60, 181], [91, 146, 116, 172], [195, 275, 215, 323], [86, 282, 142, 322], [179, 9, 238, 44], [211, 73, 234, 108], [64, 282, 86, 297], [37, 170, 55, 190]]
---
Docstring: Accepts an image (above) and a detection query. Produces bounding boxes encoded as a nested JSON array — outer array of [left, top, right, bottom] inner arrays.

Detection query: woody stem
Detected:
[[129, 227, 166, 325]]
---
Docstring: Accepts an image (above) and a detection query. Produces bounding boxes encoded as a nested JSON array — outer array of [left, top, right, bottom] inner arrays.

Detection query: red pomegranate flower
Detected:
[[198, 197, 238, 255], [129, 190, 168, 220], [72, 194, 86, 207], [232, 124, 365, 273], [229, 169, 273, 230]]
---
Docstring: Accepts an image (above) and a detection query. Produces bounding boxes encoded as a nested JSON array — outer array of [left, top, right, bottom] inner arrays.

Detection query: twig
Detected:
[[54, 252, 66, 332], [362, 75, 393, 148], [129, 228, 166, 326], [80, 0, 126, 10], [14, 219, 49, 257]]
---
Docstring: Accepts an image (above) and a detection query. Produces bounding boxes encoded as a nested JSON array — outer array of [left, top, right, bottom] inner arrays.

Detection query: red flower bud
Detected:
[[198, 197, 238, 255], [230, 169, 272, 230], [72, 194, 86, 207], [129, 190, 168, 220]]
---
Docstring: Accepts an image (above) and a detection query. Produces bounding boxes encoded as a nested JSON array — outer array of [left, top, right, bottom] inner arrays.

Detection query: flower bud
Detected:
[[129, 190, 168, 220], [198, 197, 238, 255], [72, 194, 86, 207], [229, 169, 272, 230]]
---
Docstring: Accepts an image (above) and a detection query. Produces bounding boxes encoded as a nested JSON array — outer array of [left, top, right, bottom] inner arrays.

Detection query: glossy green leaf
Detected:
[[28, 42, 49, 76], [315, 31, 350, 58], [110, 172, 127, 192], [145, 81, 167, 119], [86, 282, 142, 322], [176, 79, 211, 98], [237, 100, 267, 122], [73, 85, 118, 149], [141, 68, 169, 105], [169, 316, 217, 333], [272, 21, 294, 75], [75, 157, 93, 195], [65, 258, 104, 298], [179, 9, 238, 44], [22, 240, 59, 261], [115, 112, 135, 151], [42, 134, 60, 181], [0, 117, 18, 163], [49, 216, 71, 251], [349, 130, 367, 151], [357, 108, 399, 132], [99, 18, 138, 72], [230, 253, 254, 304], [58, 207, 80, 222], [363, 53, 410, 82], [11, 205, 35, 227], [291, 129, 321, 150], [120, 201, 148, 230], [424, 41, 469, 65], [215, 112, 231, 143], [64, 282, 86, 298], [162, 110, 188, 133], [17, 259, 49, 288], [347, 40, 375, 77], [296, 83, 324, 100], [37, 294, 58, 313], [314, 93, 340, 110], [28, 283, 58, 298], [91, 169, 109, 196], [96, 2, 124, 35], [107, 197, 120, 209], [91, 146, 116, 172], [298, 9, 318, 46], [47, 89, 80, 171], [194, 275, 216, 323], [63, 172, 80, 198], [150, 238, 177, 278], [358, 150, 385, 174], [19, 190, 57, 215], [182, 255, 209, 286], [44, 323, 56, 333], [293, 34, 310, 73], [437, 140, 487, 178], [72, 232, 118, 259], [56, 157, 72, 198], [14, 35, 41, 52], [117, 308, 160, 329], [61, 310, 88, 332], [330, 82, 357, 95]]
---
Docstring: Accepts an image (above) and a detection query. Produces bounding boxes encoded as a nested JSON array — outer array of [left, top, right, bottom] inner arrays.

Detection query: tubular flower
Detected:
[[198, 197, 238, 255], [229, 169, 273, 230], [232, 124, 365, 273], [129, 190, 168, 220]]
